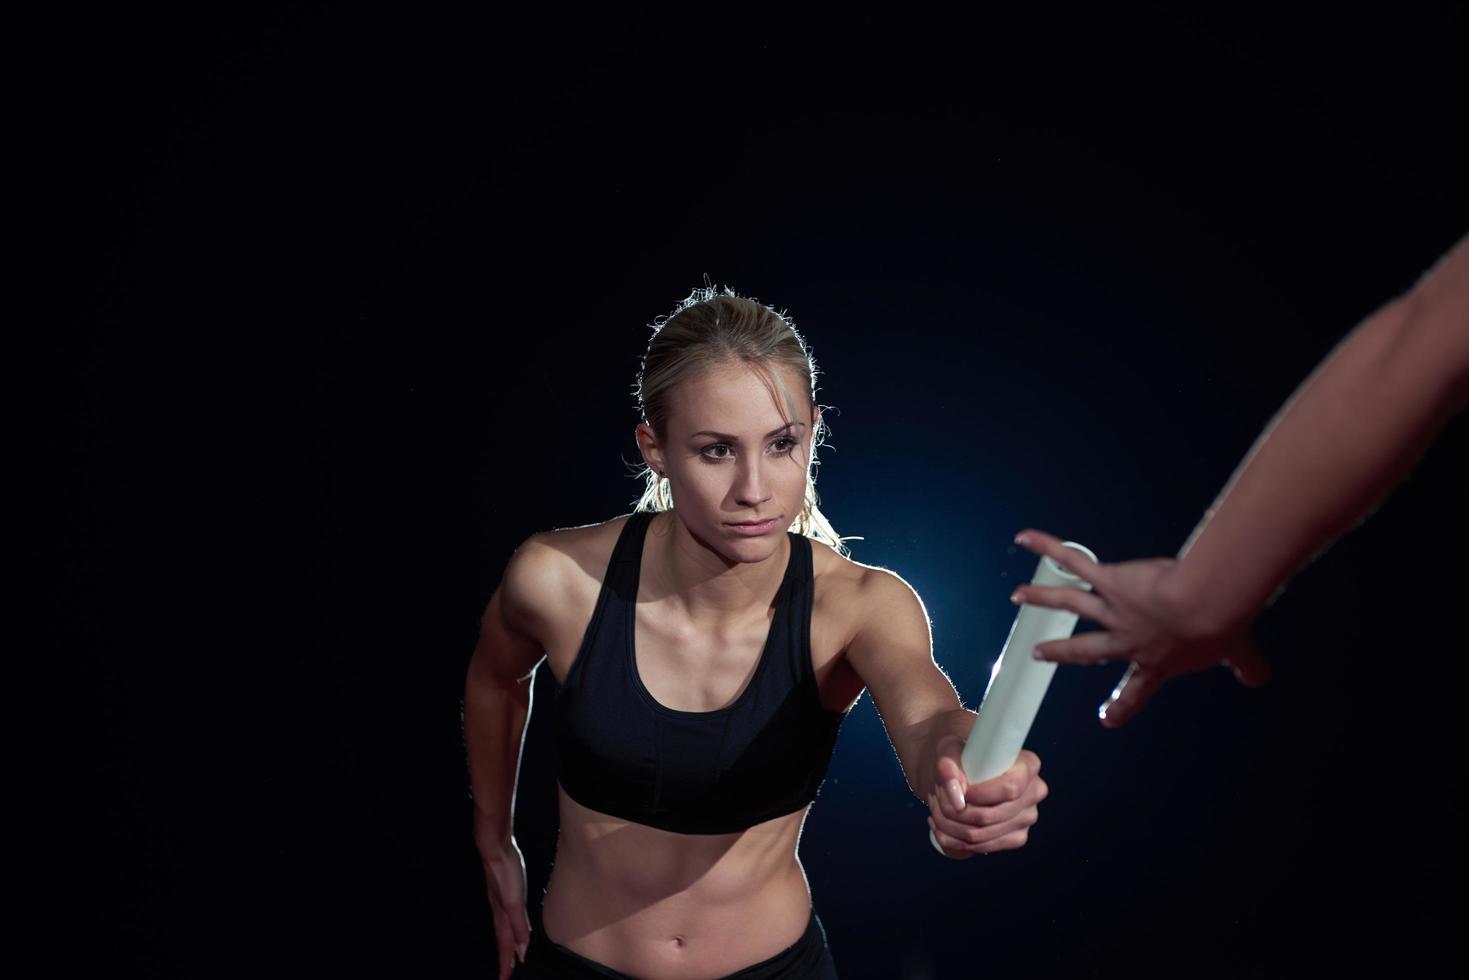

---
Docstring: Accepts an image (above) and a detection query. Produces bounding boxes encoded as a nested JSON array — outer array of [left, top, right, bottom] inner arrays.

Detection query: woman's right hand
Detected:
[[482, 837, 531, 979]]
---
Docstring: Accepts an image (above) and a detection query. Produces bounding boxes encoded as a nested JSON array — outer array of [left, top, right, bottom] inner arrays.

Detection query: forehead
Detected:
[[667, 361, 810, 432]]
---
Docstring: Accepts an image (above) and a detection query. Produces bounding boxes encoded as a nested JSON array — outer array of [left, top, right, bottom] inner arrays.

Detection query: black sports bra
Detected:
[[551, 510, 848, 834]]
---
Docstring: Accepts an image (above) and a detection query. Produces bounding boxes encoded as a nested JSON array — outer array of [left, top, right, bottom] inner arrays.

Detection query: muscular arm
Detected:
[[464, 533, 564, 976], [846, 566, 1048, 857], [843, 568, 973, 803], [464, 534, 557, 854], [1165, 232, 1469, 635]]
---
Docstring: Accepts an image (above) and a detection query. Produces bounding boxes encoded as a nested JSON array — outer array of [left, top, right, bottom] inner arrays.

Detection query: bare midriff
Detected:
[[541, 786, 815, 979]]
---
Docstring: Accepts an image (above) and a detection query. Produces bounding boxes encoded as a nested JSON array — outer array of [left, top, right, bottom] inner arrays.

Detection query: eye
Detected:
[[698, 436, 801, 463]]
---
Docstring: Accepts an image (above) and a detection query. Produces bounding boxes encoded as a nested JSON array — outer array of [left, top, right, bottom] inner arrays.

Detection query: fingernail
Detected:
[[518, 943, 527, 963], [1014, 532, 1030, 546], [948, 779, 965, 809], [1010, 590, 1023, 604]]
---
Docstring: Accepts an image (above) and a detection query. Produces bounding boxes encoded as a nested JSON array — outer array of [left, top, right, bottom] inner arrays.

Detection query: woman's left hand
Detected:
[[926, 738, 1046, 859]]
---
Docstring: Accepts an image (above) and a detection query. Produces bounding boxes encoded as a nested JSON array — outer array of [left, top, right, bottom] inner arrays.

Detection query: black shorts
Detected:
[[509, 909, 839, 979]]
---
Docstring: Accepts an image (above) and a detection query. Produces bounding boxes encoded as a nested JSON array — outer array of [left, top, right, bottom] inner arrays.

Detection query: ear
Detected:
[[635, 421, 666, 476]]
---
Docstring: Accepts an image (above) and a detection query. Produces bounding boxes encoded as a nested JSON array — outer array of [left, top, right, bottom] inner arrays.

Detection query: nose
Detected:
[[732, 454, 773, 509]]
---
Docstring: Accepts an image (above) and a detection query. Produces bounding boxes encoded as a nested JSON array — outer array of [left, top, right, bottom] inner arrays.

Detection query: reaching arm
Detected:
[[1165, 231, 1469, 636], [1015, 231, 1469, 726], [846, 568, 1046, 857], [843, 567, 957, 803]]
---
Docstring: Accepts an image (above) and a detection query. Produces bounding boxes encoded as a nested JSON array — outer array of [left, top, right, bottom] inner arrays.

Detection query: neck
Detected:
[[643, 510, 790, 625]]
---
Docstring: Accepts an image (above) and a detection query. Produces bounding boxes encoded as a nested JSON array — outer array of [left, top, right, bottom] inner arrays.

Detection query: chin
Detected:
[[722, 538, 781, 565]]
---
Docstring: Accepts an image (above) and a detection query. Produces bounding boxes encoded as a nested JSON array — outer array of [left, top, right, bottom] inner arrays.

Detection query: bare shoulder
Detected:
[[469, 514, 633, 685], [809, 538, 937, 729], [498, 513, 634, 638], [808, 537, 931, 648]]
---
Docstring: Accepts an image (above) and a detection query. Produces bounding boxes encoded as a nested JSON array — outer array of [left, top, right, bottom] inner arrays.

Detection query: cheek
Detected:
[[679, 462, 728, 497], [772, 456, 809, 501]]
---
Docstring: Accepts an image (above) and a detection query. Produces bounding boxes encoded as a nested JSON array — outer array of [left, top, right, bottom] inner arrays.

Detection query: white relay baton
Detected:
[[929, 542, 1098, 855]]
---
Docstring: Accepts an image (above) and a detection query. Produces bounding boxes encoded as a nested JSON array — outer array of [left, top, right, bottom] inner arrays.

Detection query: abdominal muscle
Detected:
[[541, 787, 814, 979]]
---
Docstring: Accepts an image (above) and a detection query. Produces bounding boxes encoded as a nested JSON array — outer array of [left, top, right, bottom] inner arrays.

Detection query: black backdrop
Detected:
[[54, 8, 1468, 977]]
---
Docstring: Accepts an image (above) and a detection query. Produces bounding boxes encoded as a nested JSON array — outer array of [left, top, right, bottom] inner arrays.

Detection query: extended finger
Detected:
[[1013, 529, 1109, 589], [1034, 630, 1128, 666], [1012, 584, 1114, 626], [1099, 663, 1164, 728]]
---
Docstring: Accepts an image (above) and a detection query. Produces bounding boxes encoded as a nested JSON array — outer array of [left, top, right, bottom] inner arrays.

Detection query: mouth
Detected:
[[727, 517, 780, 532]]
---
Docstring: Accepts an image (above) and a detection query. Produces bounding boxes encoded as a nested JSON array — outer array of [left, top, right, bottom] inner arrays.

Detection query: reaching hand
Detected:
[[1011, 529, 1271, 727]]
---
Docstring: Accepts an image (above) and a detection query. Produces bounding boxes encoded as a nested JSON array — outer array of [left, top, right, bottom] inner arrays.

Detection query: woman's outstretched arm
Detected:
[[1012, 230, 1469, 726], [845, 568, 1047, 857]]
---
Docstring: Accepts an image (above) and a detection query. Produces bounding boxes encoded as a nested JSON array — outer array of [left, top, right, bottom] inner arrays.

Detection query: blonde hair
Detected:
[[630, 283, 859, 558]]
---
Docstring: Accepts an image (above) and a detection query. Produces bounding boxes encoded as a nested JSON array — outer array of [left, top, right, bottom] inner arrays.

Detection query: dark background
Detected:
[[52, 7, 1467, 977]]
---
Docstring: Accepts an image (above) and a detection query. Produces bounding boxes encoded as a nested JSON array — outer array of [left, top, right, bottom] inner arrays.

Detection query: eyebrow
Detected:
[[689, 421, 807, 441]]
